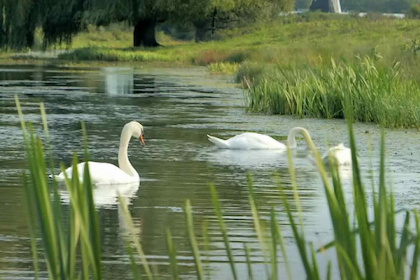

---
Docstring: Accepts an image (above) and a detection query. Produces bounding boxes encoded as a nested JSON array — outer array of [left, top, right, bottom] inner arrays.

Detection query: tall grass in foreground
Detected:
[[244, 56, 420, 128], [20, 96, 420, 279], [16, 96, 102, 280]]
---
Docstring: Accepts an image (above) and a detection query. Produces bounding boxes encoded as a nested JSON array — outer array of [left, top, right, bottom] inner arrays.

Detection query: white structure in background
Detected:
[[330, 0, 341, 13]]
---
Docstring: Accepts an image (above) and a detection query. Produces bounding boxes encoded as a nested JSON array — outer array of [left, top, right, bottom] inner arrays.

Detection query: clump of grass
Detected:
[[59, 47, 175, 62], [245, 56, 420, 128], [192, 49, 249, 65], [406, 4, 420, 19], [17, 96, 102, 280], [208, 62, 240, 74]]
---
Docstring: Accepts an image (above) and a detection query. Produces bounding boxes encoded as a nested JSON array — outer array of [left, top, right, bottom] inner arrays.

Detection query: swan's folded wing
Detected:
[[55, 162, 138, 185], [227, 133, 286, 150]]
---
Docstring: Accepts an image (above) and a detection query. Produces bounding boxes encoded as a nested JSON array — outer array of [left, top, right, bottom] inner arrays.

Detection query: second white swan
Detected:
[[322, 143, 352, 166], [207, 127, 309, 150], [55, 121, 145, 185], [208, 127, 352, 166]]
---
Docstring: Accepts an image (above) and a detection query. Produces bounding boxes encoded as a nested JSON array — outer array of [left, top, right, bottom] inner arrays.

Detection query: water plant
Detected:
[[17, 96, 102, 280], [244, 57, 420, 128], [208, 62, 240, 74], [58, 47, 175, 62]]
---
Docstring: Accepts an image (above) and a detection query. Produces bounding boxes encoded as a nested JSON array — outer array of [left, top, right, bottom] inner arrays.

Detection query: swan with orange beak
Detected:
[[55, 121, 145, 185]]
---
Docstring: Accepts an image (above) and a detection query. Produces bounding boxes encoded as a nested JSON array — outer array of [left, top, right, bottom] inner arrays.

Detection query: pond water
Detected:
[[0, 65, 419, 279]]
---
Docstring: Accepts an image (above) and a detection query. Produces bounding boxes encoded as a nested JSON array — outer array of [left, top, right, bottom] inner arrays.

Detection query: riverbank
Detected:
[[2, 13, 419, 127]]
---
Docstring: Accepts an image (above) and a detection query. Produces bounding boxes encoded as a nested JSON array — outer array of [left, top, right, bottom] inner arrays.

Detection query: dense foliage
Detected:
[[0, 0, 294, 49]]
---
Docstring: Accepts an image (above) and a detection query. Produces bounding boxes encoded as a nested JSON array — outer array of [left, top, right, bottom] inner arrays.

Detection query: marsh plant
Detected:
[[19, 96, 420, 279], [244, 57, 420, 128]]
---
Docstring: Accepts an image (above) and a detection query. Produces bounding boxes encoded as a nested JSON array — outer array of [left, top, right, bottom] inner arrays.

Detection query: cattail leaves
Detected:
[[17, 95, 103, 280]]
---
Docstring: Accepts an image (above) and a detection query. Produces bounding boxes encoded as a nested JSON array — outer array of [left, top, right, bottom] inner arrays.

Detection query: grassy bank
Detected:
[[56, 14, 420, 67], [20, 98, 420, 279], [243, 57, 420, 128], [57, 15, 420, 128], [4, 14, 420, 127]]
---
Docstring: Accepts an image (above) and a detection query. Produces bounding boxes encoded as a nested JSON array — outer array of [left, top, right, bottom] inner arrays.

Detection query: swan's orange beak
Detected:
[[140, 135, 145, 146]]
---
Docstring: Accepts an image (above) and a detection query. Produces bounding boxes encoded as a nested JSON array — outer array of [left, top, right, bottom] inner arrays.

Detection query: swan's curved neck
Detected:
[[287, 127, 313, 149], [118, 126, 139, 179]]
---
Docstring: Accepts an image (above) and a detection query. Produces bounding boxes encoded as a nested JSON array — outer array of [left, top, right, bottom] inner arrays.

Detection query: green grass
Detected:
[[244, 56, 420, 128], [207, 62, 240, 74], [59, 47, 175, 62], [20, 98, 420, 279], [4, 14, 417, 68], [6, 14, 417, 127]]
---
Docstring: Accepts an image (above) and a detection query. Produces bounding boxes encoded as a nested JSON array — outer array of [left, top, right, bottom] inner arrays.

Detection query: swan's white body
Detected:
[[208, 128, 353, 167], [207, 127, 305, 150], [55, 121, 144, 185], [208, 133, 286, 150], [60, 182, 140, 207], [322, 143, 352, 166]]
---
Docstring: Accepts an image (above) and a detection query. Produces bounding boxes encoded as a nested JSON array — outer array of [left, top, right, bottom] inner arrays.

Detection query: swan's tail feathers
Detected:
[[207, 135, 229, 149]]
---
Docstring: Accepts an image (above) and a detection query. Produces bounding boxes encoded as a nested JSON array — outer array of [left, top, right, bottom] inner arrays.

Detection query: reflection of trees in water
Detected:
[[102, 67, 167, 95], [0, 187, 37, 278], [103, 68, 134, 95]]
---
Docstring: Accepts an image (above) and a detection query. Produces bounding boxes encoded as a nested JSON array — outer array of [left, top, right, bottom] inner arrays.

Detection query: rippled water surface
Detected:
[[0, 65, 419, 279]]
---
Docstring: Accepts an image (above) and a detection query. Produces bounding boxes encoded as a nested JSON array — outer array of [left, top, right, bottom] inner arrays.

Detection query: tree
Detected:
[[0, 0, 36, 49], [1, 0, 295, 49]]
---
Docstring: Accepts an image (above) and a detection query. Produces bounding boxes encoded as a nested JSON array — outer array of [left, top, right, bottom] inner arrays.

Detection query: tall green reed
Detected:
[[17, 95, 102, 280], [279, 105, 420, 279], [245, 57, 420, 128]]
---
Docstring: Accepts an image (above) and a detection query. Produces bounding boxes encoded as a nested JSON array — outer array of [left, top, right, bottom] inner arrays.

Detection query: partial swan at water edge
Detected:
[[322, 143, 352, 166], [207, 127, 311, 150], [54, 121, 145, 185]]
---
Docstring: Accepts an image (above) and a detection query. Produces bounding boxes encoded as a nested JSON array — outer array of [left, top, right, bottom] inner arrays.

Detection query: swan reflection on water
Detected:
[[203, 148, 311, 170], [204, 147, 353, 181], [59, 181, 140, 209], [59, 181, 142, 241]]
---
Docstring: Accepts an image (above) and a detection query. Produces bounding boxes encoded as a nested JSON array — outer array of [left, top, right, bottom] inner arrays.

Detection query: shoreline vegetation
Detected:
[[19, 97, 420, 279], [3, 13, 420, 128]]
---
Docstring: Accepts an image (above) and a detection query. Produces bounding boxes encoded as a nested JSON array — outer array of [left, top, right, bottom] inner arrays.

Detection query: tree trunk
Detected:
[[0, 4, 4, 47], [133, 19, 159, 47], [211, 8, 217, 37], [25, 5, 37, 48], [194, 20, 211, 42]]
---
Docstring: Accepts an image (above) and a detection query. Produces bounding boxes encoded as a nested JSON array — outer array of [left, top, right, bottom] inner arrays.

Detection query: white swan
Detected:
[[207, 128, 352, 166], [207, 127, 309, 150], [55, 121, 144, 185], [322, 143, 352, 166]]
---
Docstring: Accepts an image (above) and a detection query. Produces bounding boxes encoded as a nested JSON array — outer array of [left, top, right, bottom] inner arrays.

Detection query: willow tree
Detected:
[[0, 0, 85, 49], [1, 0, 295, 49], [41, 0, 86, 47], [0, 0, 38, 49], [82, 0, 238, 46], [164, 0, 295, 42], [83, 0, 170, 47], [84, 0, 295, 46]]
